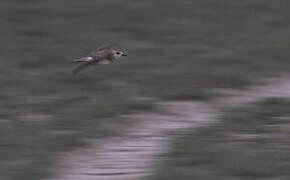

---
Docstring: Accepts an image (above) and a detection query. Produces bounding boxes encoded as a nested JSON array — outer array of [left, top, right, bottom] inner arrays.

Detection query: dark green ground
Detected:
[[153, 98, 290, 180], [2, 0, 290, 179]]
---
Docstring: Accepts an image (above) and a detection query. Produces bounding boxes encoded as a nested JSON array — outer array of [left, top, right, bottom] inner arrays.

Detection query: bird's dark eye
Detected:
[[116, 52, 120, 55]]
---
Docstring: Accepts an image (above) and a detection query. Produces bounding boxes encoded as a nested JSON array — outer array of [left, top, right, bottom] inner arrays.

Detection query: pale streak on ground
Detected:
[[44, 74, 290, 180]]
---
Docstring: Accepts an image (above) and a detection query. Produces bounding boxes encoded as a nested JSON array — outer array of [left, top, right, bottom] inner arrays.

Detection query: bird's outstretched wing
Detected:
[[72, 61, 97, 76], [96, 43, 118, 51], [91, 43, 118, 56]]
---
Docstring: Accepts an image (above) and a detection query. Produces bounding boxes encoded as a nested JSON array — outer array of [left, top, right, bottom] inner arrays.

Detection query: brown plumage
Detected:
[[72, 44, 127, 75]]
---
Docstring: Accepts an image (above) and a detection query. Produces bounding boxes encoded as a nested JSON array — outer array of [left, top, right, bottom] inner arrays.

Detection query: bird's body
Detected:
[[72, 44, 126, 75]]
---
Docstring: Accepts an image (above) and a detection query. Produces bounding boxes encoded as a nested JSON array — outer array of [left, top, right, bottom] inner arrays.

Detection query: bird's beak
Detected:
[[122, 54, 127, 56]]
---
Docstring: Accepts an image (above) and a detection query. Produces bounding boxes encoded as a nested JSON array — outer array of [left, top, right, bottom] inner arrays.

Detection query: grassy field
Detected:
[[153, 98, 290, 180], [2, 0, 290, 179]]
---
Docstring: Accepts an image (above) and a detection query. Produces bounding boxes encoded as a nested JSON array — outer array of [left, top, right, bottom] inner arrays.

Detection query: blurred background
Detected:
[[2, 0, 290, 179]]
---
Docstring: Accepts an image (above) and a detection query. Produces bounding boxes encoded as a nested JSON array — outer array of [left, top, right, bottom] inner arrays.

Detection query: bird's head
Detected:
[[112, 50, 127, 59]]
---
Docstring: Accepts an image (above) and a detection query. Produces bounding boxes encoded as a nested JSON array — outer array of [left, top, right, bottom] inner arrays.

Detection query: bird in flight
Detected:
[[72, 44, 127, 75]]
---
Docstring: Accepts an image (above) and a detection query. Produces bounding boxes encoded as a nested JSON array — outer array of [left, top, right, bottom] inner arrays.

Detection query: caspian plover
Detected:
[[72, 44, 127, 75]]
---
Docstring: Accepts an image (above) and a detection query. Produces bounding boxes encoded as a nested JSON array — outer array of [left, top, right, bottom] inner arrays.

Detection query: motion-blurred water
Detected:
[[1, 0, 290, 179]]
